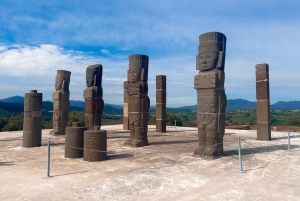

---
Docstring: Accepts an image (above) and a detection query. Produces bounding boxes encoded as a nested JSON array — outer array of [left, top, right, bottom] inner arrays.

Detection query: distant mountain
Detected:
[[271, 101, 300, 110], [227, 99, 256, 109], [0, 96, 24, 103], [0, 96, 123, 109], [2, 96, 300, 110], [0, 101, 122, 117], [69, 100, 123, 109], [69, 100, 85, 107], [177, 99, 257, 110], [178, 105, 197, 110]]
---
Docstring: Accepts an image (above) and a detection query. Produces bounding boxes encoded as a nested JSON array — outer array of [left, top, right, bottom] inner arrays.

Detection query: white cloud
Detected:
[[1, 1, 300, 106], [101, 49, 110, 54]]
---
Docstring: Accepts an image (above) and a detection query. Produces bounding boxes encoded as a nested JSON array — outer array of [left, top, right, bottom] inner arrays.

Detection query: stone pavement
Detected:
[[1, 125, 299, 200]]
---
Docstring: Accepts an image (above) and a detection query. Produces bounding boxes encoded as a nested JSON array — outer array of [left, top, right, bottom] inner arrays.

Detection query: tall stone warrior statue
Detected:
[[84, 64, 104, 130], [194, 32, 227, 158], [124, 54, 150, 147], [50, 70, 71, 135]]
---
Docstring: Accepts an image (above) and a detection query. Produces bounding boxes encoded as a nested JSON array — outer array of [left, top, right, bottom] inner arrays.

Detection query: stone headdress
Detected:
[[129, 54, 149, 82], [198, 32, 226, 71]]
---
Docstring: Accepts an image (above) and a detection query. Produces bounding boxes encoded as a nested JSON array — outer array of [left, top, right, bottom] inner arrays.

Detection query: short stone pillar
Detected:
[[83, 126, 107, 162], [156, 75, 166, 132], [256, 63, 271, 140], [50, 70, 71, 135], [83, 65, 104, 130], [123, 81, 129, 130], [23, 90, 42, 148], [65, 122, 87, 158]]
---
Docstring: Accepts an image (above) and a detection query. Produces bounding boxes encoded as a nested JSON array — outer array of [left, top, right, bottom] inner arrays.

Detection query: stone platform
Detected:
[[1, 125, 299, 200]]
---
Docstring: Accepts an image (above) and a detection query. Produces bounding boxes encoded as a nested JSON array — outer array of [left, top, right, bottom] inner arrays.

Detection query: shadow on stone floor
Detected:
[[107, 153, 134, 160], [0, 137, 22, 142], [223, 144, 300, 156], [53, 171, 88, 177], [0, 161, 14, 166], [149, 139, 198, 146]]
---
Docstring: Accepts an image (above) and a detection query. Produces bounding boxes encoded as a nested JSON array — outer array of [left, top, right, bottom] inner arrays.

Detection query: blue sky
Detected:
[[0, 0, 300, 107]]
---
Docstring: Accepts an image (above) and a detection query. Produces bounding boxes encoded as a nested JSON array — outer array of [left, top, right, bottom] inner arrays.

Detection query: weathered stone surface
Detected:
[[123, 101, 129, 130], [83, 65, 104, 130], [194, 32, 227, 158], [156, 89, 166, 103], [156, 75, 166, 132], [256, 63, 269, 81], [65, 122, 87, 158], [156, 120, 166, 132], [257, 122, 271, 140], [256, 63, 271, 140], [156, 75, 166, 89], [84, 128, 107, 162], [256, 81, 270, 100], [23, 90, 42, 148], [124, 54, 150, 147], [257, 100, 270, 122], [156, 103, 166, 120], [50, 70, 71, 135]]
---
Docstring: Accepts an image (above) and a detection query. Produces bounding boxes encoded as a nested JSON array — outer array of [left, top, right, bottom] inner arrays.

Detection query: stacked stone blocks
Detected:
[[84, 65, 104, 130], [65, 122, 87, 158], [256, 63, 271, 140], [156, 75, 166, 132], [83, 64, 107, 161], [23, 90, 42, 148]]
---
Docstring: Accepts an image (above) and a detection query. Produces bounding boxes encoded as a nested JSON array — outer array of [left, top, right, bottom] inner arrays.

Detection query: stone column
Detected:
[[156, 75, 166, 132], [83, 64, 104, 130], [84, 126, 107, 162], [256, 63, 271, 140], [65, 122, 87, 158], [123, 81, 129, 130], [23, 90, 42, 148], [50, 70, 71, 135], [124, 54, 150, 147], [194, 32, 227, 158]]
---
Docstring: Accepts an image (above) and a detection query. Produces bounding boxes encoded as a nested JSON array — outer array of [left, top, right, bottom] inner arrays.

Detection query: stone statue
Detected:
[[50, 70, 71, 135], [124, 54, 150, 147], [194, 32, 227, 158], [84, 64, 104, 130], [23, 90, 42, 147]]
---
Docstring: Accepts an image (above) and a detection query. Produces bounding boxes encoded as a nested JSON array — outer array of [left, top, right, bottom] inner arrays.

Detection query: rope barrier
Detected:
[[1, 129, 299, 176], [240, 131, 288, 148]]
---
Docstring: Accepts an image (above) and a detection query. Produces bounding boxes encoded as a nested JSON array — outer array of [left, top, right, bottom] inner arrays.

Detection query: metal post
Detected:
[[175, 120, 177, 131], [43, 141, 53, 179], [288, 130, 291, 152], [238, 138, 246, 173]]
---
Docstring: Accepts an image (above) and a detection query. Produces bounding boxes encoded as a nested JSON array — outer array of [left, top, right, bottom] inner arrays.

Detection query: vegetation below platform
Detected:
[[1, 106, 300, 132]]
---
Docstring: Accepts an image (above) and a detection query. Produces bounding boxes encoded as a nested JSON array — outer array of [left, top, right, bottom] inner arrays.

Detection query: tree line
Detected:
[[1, 110, 300, 132]]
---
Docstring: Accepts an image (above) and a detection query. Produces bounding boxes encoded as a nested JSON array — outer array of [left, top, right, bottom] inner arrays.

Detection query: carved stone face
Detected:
[[198, 52, 219, 71], [55, 75, 65, 90], [86, 68, 97, 87], [128, 69, 141, 82]]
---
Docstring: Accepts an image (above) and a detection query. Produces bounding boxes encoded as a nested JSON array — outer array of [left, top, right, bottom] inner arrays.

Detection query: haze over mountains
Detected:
[[1, 96, 300, 110]]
